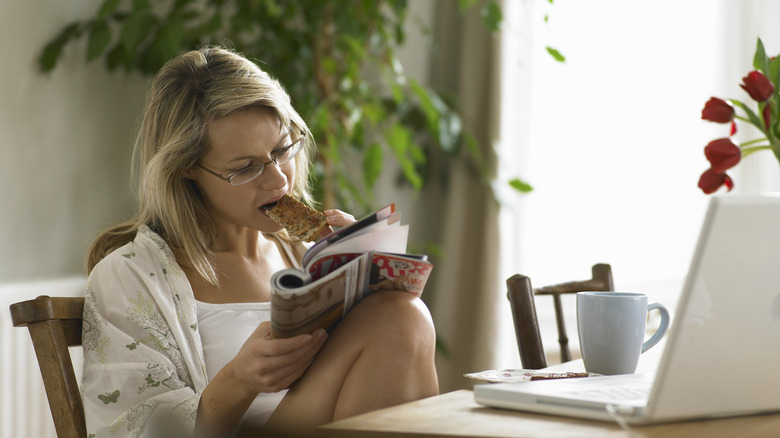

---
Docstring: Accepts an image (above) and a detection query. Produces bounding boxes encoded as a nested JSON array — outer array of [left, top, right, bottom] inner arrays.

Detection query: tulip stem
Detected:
[[736, 115, 752, 123], [740, 138, 769, 147], [741, 145, 772, 158]]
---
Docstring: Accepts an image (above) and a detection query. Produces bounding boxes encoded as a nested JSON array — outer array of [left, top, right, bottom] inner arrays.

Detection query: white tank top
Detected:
[[196, 300, 286, 426]]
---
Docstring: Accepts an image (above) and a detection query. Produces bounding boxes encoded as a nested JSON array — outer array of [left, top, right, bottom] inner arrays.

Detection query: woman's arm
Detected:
[[196, 323, 328, 435], [82, 270, 203, 437]]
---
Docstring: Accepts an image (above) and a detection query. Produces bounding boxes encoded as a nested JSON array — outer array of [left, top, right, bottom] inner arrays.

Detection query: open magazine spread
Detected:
[[270, 204, 433, 338]]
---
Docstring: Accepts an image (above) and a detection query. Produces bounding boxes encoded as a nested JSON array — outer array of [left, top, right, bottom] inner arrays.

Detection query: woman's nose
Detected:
[[257, 162, 288, 191]]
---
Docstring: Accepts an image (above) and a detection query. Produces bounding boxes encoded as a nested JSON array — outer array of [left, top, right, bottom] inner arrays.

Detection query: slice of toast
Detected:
[[266, 195, 329, 242]]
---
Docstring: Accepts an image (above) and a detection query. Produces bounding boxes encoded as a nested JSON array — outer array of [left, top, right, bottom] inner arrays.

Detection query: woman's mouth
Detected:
[[259, 201, 278, 211]]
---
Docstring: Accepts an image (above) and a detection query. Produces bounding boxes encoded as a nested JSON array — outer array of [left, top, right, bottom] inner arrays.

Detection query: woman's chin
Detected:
[[258, 219, 285, 234]]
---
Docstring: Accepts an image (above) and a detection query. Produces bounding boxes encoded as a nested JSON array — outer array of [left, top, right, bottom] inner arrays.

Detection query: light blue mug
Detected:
[[576, 292, 670, 375]]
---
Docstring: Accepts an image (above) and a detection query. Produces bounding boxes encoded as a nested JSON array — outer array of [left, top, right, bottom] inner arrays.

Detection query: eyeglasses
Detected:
[[196, 133, 305, 186]]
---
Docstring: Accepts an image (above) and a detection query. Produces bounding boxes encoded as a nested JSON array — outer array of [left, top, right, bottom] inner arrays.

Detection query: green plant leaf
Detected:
[[98, 0, 121, 18], [458, 0, 480, 11], [387, 124, 423, 190], [132, 0, 151, 12], [509, 178, 533, 193], [437, 109, 462, 154], [362, 101, 385, 124], [363, 143, 383, 189], [105, 43, 127, 70], [731, 99, 767, 136], [480, 0, 503, 33], [262, 0, 282, 17], [409, 79, 439, 133], [546, 46, 566, 63], [231, 9, 254, 32], [87, 21, 112, 61], [121, 12, 156, 55], [770, 55, 780, 90], [40, 39, 66, 72], [754, 38, 770, 75], [463, 132, 488, 178], [39, 23, 82, 72], [153, 16, 184, 59], [341, 35, 366, 59]]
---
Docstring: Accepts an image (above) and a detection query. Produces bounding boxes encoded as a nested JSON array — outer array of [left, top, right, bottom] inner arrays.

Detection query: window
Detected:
[[495, 0, 780, 367]]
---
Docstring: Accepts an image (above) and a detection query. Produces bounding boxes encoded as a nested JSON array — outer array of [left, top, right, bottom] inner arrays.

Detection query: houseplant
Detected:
[[698, 37, 780, 194], [39, 0, 521, 213]]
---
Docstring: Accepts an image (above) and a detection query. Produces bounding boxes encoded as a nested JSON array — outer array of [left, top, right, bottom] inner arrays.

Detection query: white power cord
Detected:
[[606, 404, 640, 437]]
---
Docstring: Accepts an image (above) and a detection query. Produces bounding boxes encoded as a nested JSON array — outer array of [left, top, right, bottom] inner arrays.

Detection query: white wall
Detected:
[[1, 1, 151, 282]]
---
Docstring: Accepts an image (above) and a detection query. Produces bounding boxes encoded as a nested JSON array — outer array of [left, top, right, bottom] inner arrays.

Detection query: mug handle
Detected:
[[641, 302, 670, 353]]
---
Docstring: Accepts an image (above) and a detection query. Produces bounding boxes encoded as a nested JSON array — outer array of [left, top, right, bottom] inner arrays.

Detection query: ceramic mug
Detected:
[[576, 292, 670, 375]]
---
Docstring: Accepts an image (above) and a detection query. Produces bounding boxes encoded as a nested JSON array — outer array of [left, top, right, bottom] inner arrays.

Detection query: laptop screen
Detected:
[[649, 194, 780, 419]]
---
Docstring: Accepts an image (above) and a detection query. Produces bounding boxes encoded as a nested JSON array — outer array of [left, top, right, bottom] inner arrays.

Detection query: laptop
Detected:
[[474, 194, 780, 424]]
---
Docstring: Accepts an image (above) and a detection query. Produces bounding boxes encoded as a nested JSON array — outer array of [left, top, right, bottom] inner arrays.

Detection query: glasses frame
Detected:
[[196, 132, 306, 186]]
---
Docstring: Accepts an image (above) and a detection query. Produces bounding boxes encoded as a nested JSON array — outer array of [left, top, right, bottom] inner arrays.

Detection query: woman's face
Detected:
[[189, 105, 295, 235]]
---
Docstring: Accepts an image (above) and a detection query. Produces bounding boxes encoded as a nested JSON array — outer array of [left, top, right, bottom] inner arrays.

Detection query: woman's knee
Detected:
[[341, 291, 436, 349]]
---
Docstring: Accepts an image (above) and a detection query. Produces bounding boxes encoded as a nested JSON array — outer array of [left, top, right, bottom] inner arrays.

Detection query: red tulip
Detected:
[[740, 70, 775, 102], [698, 169, 734, 194], [704, 138, 741, 172], [701, 97, 734, 123], [730, 121, 737, 135]]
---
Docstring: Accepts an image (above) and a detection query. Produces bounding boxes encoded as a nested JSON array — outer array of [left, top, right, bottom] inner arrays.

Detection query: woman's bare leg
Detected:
[[264, 291, 439, 436]]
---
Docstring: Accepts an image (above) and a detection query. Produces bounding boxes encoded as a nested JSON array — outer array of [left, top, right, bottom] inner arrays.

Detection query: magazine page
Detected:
[[270, 257, 362, 338], [302, 204, 396, 266], [308, 223, 409, 267], [306, 252, 363, 281], [362, 253, 433, 301]]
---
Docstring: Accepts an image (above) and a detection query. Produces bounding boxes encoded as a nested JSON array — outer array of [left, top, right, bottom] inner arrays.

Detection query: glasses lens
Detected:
[[228, 134, 304, 186], [275, 137, 305, 166], [229, 164, 264, 186]]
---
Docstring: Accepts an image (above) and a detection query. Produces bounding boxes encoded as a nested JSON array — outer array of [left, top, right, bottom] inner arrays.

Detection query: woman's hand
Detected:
[[323, 209, 356, 228], [320, 209, 357, 239], [197, 322, 328, 433], [228, 322, 328, 395]]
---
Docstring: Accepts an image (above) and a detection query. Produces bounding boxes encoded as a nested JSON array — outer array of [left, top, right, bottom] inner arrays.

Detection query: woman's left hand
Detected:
[[321, 209, 356, 238]]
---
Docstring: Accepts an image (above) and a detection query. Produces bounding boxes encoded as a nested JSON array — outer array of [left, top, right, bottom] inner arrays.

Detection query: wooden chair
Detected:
[[10, 295, 86, 438], [506, 263, 614, 369]]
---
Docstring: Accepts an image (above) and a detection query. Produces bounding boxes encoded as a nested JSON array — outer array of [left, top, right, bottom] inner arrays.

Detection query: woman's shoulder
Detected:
[[90, 225, 176, 279]]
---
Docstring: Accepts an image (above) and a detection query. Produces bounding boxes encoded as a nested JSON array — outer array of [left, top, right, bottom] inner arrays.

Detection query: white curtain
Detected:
[[424, 1, 505, 392]]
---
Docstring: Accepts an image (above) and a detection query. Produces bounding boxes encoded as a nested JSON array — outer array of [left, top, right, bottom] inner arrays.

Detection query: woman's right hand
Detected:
[[196, 322, 328, 433], [228, 321, 328, 395]]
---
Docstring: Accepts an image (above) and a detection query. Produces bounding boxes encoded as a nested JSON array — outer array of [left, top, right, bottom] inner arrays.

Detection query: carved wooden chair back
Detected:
[[506, 263, 614, 369], [10, 295, 86, 438]]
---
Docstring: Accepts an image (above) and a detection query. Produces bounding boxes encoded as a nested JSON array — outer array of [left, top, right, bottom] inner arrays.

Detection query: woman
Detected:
[[81, 46, 439, 438]]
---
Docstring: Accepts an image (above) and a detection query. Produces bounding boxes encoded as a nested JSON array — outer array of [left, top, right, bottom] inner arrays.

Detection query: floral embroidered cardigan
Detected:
[[82, 225, 307, 437], [82, 226, 208, 437]]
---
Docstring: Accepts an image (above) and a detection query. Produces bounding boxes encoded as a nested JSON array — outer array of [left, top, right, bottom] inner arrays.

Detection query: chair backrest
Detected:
[[10, 295, 86, 438], [506, 263, 614, 369]]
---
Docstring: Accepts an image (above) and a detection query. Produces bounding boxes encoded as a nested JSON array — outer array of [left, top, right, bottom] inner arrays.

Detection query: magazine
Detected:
[[270, 204, 433, 338]]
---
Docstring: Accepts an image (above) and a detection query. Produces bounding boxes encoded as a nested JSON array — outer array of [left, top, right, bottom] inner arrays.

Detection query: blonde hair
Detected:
[[86, 47, 314, 285]]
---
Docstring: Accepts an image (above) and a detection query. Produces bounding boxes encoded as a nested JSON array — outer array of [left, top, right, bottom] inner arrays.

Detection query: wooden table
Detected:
[[317, 389, 780, 438], [318, 348, 780, 438]]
